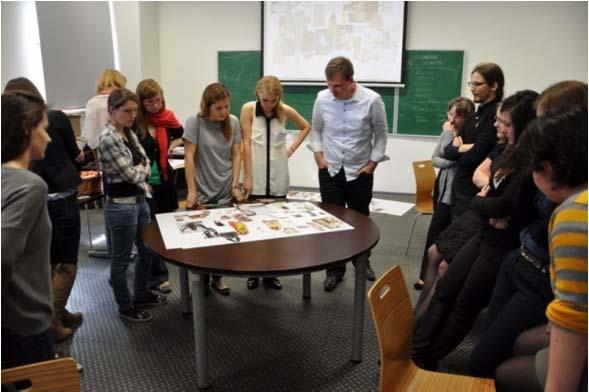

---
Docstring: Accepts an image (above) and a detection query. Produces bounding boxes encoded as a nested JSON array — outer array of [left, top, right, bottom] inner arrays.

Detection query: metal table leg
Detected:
[[190, 272, 209, 389], [180, 268, 190, 314], [351, 252, 368, 363], [302, 273, 311, 300]]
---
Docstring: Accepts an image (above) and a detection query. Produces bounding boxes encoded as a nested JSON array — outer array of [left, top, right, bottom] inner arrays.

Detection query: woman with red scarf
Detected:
[[136, 79, 184, 293]]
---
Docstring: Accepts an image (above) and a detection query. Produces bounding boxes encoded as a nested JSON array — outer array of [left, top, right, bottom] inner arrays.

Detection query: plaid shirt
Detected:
[[98, 123, 152, 197]]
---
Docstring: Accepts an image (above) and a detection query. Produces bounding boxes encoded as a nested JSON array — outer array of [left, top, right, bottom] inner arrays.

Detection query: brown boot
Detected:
[[51, 263, 77, 341], [50, 318, 73, 342], [59, 264, 83, 327]]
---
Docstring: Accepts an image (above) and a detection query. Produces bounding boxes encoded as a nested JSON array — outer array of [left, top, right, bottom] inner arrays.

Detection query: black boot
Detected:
[[411, 297, 450, 370]]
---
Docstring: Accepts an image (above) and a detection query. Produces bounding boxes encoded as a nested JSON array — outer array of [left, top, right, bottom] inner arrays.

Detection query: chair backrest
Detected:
[[1, 358, 81, 392], [412, 160, 436, 213], [368, 265, 417, 391]]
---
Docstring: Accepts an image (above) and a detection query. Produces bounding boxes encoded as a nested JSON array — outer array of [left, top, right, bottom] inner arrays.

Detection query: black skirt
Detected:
[[435, 209, 485, 262]]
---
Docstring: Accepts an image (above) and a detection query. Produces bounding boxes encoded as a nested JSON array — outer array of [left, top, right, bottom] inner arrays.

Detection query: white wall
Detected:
[[158, 2, 261, 122], [1, 1, 46, 97], [112, 2, 143, 89], [152, 1, 586, 194]]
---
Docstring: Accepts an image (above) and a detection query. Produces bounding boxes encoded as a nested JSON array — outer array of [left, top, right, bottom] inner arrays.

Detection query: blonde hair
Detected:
[[95, 69, 127, 94], [255, 76, 286, 123], [135, 78, 166, 138], [198, 83, 232, 141]]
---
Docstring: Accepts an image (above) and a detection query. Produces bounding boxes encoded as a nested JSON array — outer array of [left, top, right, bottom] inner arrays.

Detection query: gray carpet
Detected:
[[57, 192, 485, 391]]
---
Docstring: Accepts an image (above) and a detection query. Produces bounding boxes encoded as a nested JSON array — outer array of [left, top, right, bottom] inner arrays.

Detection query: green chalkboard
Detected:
[[218, 50, 394, 131], [218, 50, 463, 135], [397, 51, 464, 136], [218, 51, 261, 117]]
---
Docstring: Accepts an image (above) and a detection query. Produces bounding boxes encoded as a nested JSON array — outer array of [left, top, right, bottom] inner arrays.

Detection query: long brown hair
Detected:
[[255, 76, 286, 123], [198, 83, 232, 141], [135, 78, 166, 138], [1, 91, 47, 163]]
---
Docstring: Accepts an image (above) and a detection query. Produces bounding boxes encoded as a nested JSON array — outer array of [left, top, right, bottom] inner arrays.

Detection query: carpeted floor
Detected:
[[57, 192, 486, 391]]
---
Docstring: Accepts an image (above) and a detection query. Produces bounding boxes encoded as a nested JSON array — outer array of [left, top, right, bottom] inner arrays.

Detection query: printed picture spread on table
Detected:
[[156, 201, 354, 249]]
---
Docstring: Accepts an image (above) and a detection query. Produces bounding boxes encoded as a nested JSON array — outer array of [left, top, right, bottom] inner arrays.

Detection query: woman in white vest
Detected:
[[240, 75, 310, 290]]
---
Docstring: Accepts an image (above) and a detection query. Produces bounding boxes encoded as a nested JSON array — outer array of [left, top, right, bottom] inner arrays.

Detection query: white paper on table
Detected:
[[168, 159, 184, 170], [287, 191, 414, 216], [155, 201, 353, 250], [171, 146, 185, 156]]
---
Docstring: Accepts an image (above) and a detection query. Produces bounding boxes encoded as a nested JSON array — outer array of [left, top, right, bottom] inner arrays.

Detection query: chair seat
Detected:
[[401, 365, 495, 391]]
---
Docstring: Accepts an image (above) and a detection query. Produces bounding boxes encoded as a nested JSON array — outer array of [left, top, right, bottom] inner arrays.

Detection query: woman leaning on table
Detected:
[[240, 75, 310, 290], [183, 83, 245, 296], [98, 88, 168, 323]]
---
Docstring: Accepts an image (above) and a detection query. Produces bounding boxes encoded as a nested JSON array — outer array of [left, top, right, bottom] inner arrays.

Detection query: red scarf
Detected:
[[146, 109, 181, 181]]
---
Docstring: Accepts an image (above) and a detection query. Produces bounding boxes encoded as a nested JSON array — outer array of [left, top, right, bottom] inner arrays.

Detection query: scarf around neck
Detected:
[[146, 109, 181, 180]]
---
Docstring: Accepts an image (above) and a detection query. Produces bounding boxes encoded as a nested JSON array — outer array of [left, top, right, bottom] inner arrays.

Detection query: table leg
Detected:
[[351, 251, 368, 363], [302, 273, 311, 300], [84, 204, 93, 250], [190, 272, 210, 389], [179, 268, 190, 314], [88, 200, 110, 259]]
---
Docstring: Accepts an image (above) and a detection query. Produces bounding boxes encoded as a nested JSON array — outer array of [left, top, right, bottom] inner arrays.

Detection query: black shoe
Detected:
[[247, 278, 259, 290], [366, 265, 376, 281], [323, 276, 341, 292], [414, 280, 424, 290], [119, 307, 153, 323], [134, 292, 168, 308], [262, 277, 282, 290], [211, 280, 230, 296]]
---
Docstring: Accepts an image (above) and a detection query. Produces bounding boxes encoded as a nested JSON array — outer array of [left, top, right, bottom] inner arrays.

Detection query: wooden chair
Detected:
[[368, 266, 495, 392], [405, 160, 436, 255], [1, 358, 81, 392]]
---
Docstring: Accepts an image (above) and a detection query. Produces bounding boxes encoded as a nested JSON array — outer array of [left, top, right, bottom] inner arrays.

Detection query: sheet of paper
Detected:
[[170, 146, 185, 156], [168, 159, 185, 170], [287, 191, 414, 216], [155, 201, 353, 250]]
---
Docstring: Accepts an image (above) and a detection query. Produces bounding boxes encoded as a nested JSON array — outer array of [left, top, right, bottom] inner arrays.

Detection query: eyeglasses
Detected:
[[467, 81, 488, 88]]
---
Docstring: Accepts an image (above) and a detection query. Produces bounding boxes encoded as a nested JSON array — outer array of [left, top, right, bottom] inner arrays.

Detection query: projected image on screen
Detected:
[[263, 1, 406, 85]]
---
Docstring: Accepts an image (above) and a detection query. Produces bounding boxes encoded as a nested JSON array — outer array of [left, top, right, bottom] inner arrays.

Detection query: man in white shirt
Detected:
[[308, 56, 388, 291]]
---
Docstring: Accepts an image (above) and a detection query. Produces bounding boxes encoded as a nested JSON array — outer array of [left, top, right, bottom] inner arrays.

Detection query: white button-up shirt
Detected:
[[308, 84, 389, 182]]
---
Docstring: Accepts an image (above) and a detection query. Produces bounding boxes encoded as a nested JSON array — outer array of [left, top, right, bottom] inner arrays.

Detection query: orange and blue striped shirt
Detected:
[[546, 190, 588, 333]]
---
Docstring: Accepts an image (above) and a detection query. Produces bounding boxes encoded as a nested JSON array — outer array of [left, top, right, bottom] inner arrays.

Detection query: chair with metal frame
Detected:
[[405, 160, 436, 255], [368, 265, 496, 392]]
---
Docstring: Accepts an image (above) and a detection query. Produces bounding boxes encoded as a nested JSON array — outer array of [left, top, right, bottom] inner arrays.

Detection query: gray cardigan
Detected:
[[1, 167, 53, 336], [431, 129, 458, 205]]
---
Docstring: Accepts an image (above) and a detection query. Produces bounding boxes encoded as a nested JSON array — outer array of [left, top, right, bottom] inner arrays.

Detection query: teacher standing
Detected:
[[308, 56, 388, 292]]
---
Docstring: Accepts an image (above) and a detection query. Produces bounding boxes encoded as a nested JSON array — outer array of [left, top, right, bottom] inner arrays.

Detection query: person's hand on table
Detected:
[[186, 190, 198, 209]]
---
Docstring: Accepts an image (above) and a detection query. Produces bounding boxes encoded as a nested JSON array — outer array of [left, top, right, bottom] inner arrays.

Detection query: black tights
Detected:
[[494, 324, 549, 392]]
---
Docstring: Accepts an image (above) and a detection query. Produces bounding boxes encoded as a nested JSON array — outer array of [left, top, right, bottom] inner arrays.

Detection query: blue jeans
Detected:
[[105, 199, 152, 312]]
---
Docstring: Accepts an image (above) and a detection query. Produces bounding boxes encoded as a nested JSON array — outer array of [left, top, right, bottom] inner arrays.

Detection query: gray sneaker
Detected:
[[119, 308, 153, 323]]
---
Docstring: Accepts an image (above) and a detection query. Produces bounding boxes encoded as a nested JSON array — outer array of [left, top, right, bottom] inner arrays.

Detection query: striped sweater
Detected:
[[546, 189, 588, 333]]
